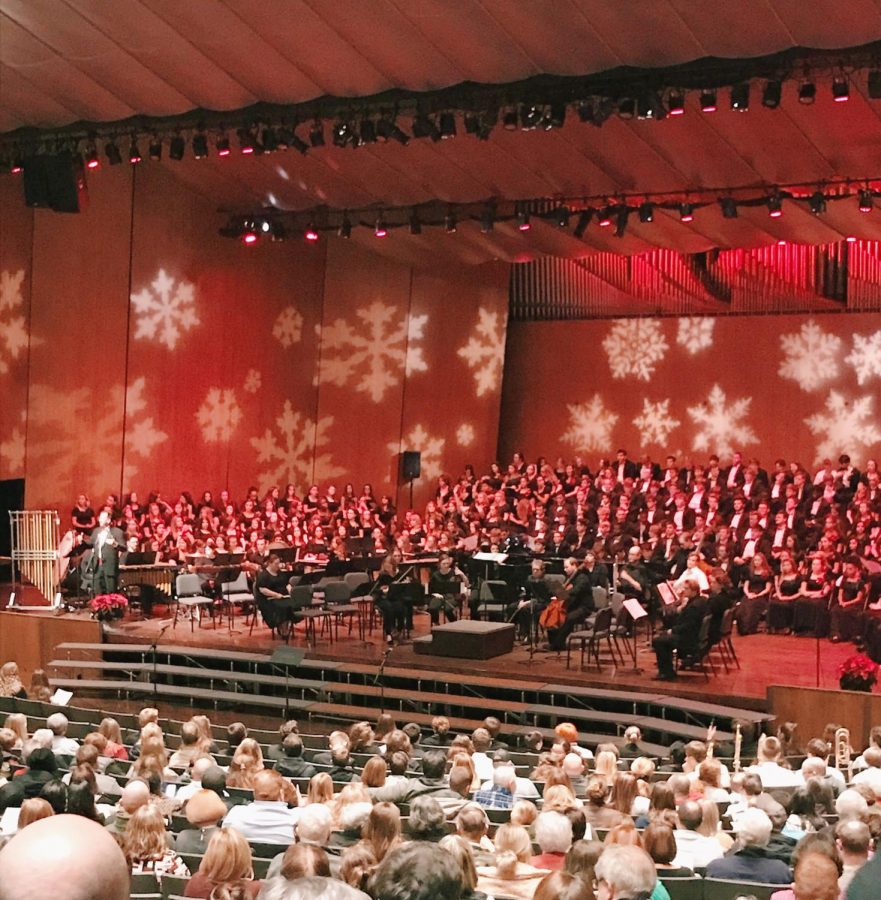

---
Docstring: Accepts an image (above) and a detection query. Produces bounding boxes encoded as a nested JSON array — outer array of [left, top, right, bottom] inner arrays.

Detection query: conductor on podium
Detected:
[[88, 510, 125, 594]]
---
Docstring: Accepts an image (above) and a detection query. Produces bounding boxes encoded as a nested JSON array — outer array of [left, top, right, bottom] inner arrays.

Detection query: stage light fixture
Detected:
[[808, 191, 826, 215], [408, 211, 422, 235], [502, 108, 519, 130], [638, 201, 654, 223], [374, 217, 387, 238], [105, 140, 122, 165], [412, 113, 439, 140], [798, 81, 816, 104], [463, 112, 480, 135], [192, 133, 209, 159], [444, 212, 457, 233], [667, 90, 686, 116], [573, 209, 593, 238], [128, 139, 142, 164], [359, 118, 377, 144], [555, 206, 571, 228], [476, 110, 496, 140], [679, 202, 694, 222], [439, 112, 457, 139], [832, 76, 850, 102], [261, 127, 279, 153], [517, 208, 531, 231], [304, 223, 319, 242], [544, 102, 566, 129], [332, 121, 353, 147], [241, 221, 260, 245], [762, 80, 782, 108], [615, 207, 629, 237], [859, 189, 873, 212], [617, 98, 636, 119], [168, 135, 185, 160], [376, 111, 407, 144], [148, 137, 163, 161], [520, 104, 543, 130], [730, 83, 750, 111], [480, 207, 495, 233], [720, 197, 738, 219], [767, 194, 783, 217], [846, 235, 857, 243], [338, 216, 352, 239], [699, 90, 717, 112], [869, 70, 881, 99], [85, 143, 100, 170], [309, 121, 325, 147], [637, 92, 664, 120], [577, 100, 596, 123], [598, 206, 614, 227], [10, 157, 24, 174]]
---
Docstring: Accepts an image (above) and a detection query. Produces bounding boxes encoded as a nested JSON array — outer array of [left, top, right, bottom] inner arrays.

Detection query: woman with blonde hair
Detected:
[[593, 749, 618, 788], [696, 798, 733, 852], [28, 669, 52, 702], [0, 662, 25, 699], [17, 797, 54, 829], [449, 751, 480, 792], [339, 845, 377, 893], [510, 800, 539, 828], [123, 804, 189, 878], [98, 717, 129, 761], [3, 713, 28, 750], [331, 782, 372, 829], [608, 772, 643, 818], [438, 834, 479, 896], [305, 772, 333, 806], [542, 784, 579, 814], [226, 738, 264, 789], [476, 823, 550, 900], [603, 820, 642, 847], [360, 756, 387, 792], [357, 802, 402, 864], [182, 827, 260, 898], [190, 715, 218, 754]]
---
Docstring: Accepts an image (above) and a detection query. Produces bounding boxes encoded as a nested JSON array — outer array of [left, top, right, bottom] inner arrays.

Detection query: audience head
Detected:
[[835, 818, 872, 860], [184, 788, 227, 827], [420, 748, 448, 780], [252, 768, 284, 802], [533, 870, 596, 900], [369, 842, 463, 900], [734, 808, 774, 848], [363, 802, 402, 862], [307, 772, 333, 806], [510, 799, 538, 827], [39, 779, 69, 814], [201, 765, 228, 797], [46, 713, 69, 737], [122, 803, 169, 863], [200, 827, 254, 884], [17, 797, 54, 829], [340, 845, 377, 892], [455, 804, 488, 841], [409, 795, 446, 840], [296, 803, 333, 846], [438, 834, 478, 894], [280, 843, 331, 880], [643, 822, 677, 865], [535, 810, 573, 854], [593, 845, 657, 900], [564, 838, 603, 884], [792, 851, 841, 900], [836, 788, 869, 820]]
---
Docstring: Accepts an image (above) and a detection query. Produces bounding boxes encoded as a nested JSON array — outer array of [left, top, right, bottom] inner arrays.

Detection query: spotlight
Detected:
[[808, 191, 826, 215], [192, 133, 209, 159], [10, 157, 24, 175], [480, 207, 495, 233], [444, 212, 457, 233], [798, 82, 816, 104], [869, 70, 881, 99], [359, 118, 377, 144], [520, 104, 543, 130], [438, 112, 457, 139], [544, 102, 566, 129], [374, 217, 387, 238], [598, 206, 614, 227], [517, 208, 531, 231], [638, 201, 654, 223], [577, 100, 596, 123], [304, 223, 320, 242], [332, 121, 354, 148], [241, 221, 260, 245], [846, 235, 857, 243], [637, 92, 664, 120], [762, 80, 782, 108], [767, 194, 783, 217], [148, 137, 163, 161], [502, 108, 519, 130], [730, 83, 750, 111], [169, 135, 185, 160], [720, 197, 738, 219], [859, 189, 873, 212], [463, 113, 480, 135], [699, 90, 717, 112], [617, 98, 636, 120], [832, 76, 850, 102], [668, 90, 686, 116], [615, 207, 629, 237], [411, 114, 438, 140], [214, 135, 230, 157], [554, 206, 570, 228], [238, 129, 255, 154], [128, 139, 142, 164], [338, 216, 352, 239], [679, 202, 694, 222], [85, 143, 100, 170], [105, 140, 122, 165], [408, 211, 422, 235], [573, 209, 593, 238], [261, 127, 279, 152], [309, 121, 325, 147]]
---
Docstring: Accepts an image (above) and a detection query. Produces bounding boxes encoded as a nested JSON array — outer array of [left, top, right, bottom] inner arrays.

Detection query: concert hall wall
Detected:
[[0, 169, 509, 510]]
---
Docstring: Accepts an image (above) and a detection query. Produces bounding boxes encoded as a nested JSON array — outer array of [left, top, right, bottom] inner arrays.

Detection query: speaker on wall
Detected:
[[402, 451, 421, 480], [22, 152, 88, 213]]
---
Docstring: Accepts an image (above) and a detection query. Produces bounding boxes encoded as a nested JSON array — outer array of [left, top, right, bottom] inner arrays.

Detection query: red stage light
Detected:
[[305, 226, 319, 242], [86, 157, 100, 170], [241, 232, 259, 245], [518, 221, 531, 231], [10, 161, 23, 174], [846, 235, 857, 243], [218, 147, 231, 157]]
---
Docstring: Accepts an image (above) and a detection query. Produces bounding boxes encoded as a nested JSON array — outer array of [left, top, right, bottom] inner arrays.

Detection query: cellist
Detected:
[[547, 556, 596, 651]]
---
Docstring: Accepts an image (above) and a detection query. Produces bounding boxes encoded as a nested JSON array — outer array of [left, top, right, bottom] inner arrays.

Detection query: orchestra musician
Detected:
[[509, 558, 552, 642], [547, 556, 596, 652], [427, 553, 467, 625], [254, 553, 298, 636], [373, 554, 407, 644], [652, 578, 707, 681]]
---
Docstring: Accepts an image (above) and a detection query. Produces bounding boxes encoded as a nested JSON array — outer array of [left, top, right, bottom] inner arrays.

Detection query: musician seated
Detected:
[[508, 559, 552, 641], [547, 556, 596, 652], [652, 579, 707, 681], [428, 554, 465, 626], [254, 553, 300, 636], [374, 554, 408, 644]]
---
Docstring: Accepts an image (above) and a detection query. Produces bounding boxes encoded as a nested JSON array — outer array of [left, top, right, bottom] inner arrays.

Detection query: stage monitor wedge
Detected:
[[22, 152, 89, 213]]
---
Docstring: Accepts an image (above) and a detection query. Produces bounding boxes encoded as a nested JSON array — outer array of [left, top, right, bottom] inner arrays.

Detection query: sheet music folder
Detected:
[[474, 552, 508, 563], [623, 598, 648, 620]]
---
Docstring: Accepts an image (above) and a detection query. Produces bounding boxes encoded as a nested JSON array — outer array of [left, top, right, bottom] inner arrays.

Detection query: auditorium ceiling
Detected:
[[2, 0, 881, 260]]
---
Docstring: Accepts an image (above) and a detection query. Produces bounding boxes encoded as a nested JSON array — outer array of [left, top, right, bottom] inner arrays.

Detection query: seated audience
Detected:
[[705, 808, 792, 884], [176, 788, 228, 853], [222, 769, 299, 844], [183, 826, 260, 898], [531, 811, 573, 870], [122, 803, 189, 878]]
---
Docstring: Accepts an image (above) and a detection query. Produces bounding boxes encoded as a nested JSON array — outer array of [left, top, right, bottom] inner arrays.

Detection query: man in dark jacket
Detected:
[[0, 746, 57, 811], [273, 734, 317, 780], [706, 808, 791, 884], [548, 557, 596, 651], [652, 579, 707, 680]]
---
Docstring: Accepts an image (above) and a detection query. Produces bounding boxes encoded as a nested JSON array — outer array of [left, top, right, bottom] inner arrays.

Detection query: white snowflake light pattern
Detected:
[[676, 317, 715, 355], [778, 319, 842, 391], [0, 425, 25, 474], [561, 395, 619, 452], [1, 269, 28, 375], [243, 369, 262, 394], [389, 425, 445, 480], [317, 302, 427, 403], [602, 318, 668, 381], [130, 269, 199, 350], [632, 399, 681, 446], [687, 384, 758, 455], [196, 388, 242, 443], [457, 307, 507, 397], [845, 330, 881, 386], [250, 400, 343, 494], [805, 391, 881, 463], [456, 423, 475, 447], [273, 305, 303, 348]]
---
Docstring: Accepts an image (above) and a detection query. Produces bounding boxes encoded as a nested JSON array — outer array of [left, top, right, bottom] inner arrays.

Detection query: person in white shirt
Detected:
[[222, 769, 300, 844], [672, 800, 725, 869], [801, 738, 846, 792], [478, 751, 539, 802], [674, 553, 710, 594], [470, 728, 495, 783], [745, 736, 801, 789], [175, 756, 214, 804], [852, 747, 881, 798], [46, 713, 79, 757], [836, 819, 872, 895]]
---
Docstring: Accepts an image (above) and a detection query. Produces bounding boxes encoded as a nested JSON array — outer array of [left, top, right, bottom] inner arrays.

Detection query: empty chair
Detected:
[[220, 571, 255, 631], [173, 573, 215, 632]]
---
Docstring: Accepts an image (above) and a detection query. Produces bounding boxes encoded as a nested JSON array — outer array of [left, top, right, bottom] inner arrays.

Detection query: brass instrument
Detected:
[[733, 722, 743, 773], [835, 727, 852, 782]]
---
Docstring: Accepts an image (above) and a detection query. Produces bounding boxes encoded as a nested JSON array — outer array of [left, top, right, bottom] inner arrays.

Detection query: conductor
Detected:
[[88, 510, 125, 594]]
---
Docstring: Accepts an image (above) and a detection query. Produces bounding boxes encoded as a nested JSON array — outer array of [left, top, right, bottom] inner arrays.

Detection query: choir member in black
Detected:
[[509, 559, 552, 641], [581, 551, 610, 591], [373, 554, 407, 644], [71, 494, 96, 537], [548, 557, 595, 651], [792, 556, 832, 636], [830, 557, 868, 643], [619, 546, 650, 603], [652, 579, 707, 681], [734, 553, 773, 636], [427, 554, 464, 625], [705, 568, 737, 645], [303, 526, 329, 558], [255, 553, 297, 634], [767, 555, 802, 633]]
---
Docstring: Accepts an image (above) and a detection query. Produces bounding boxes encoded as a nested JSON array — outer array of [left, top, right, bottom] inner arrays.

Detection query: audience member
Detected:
[[222, 770, 300, 843], [705, 808, 791, 884]]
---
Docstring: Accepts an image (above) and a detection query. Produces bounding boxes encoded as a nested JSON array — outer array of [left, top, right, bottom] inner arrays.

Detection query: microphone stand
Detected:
[[151, 621, 172, 705], [374, 646, 392, 715]]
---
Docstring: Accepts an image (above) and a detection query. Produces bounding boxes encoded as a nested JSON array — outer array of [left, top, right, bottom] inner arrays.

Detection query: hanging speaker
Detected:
[[23, 152, 88, 213], [402, 451, 421, 480]]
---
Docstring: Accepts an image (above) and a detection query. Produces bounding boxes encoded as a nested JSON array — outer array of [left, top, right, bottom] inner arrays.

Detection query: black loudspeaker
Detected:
[[402, 451, 421, 480], [23, 153, 88, 213]]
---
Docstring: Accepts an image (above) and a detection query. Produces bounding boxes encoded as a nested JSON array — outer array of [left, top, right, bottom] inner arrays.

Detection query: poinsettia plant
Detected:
[[838, 653, 879, 692], [89, 592, 128, 621]]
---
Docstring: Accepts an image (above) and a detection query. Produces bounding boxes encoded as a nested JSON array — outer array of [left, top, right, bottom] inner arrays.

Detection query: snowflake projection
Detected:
[[805, 391, 881, 463], [457, 307, 507, 397], [243, 369, 262, 394], [456, 423, 475, 447], [389, 425, 445, 480], [632, 399, 681, 446], [845, 330, 881, 386], [0, 417, 25, 474], [561, 394, 619, 452], [272, 305, 303, 348], [317, 302, 427, 403], [195, 388, 243, 443], [1, 269, 28, 375], [602, 318, 668, 381], [130, 268, 199, 350], [250, 400, 344, 494], [778, 319, 842, 391], [676, 317, 715, 355], [687, 384, 758, 455], [26, 377, 167, 489]]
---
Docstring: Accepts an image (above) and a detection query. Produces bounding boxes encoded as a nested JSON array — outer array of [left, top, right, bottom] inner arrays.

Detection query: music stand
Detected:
[[274, 548, 298, 565], [271, 646, 307, 719]]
